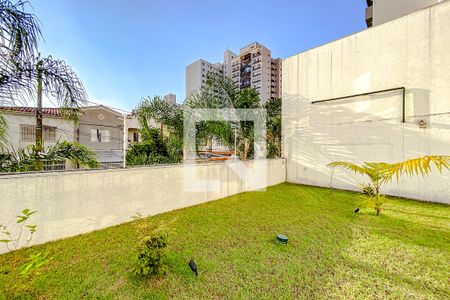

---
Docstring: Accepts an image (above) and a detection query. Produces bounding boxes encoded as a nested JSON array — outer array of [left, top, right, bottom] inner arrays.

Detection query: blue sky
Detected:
[[33, 0, 367, 111]]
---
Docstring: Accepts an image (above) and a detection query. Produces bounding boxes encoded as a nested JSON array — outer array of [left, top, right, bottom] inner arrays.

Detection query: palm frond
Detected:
[[385, 155, 450, 182], [327, 161, 369, 176], [0, 0, 42, 104], [4, 55, 88, 108], [0, 112, 7, 151], [0, 0, 41, 59]]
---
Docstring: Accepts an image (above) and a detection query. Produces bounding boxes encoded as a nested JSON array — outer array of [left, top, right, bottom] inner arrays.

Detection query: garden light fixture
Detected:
[[188, 259, 198, 276], [276, 234, 288, 244]]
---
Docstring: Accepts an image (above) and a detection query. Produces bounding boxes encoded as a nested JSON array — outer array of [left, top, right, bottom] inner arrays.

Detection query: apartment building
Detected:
[[185, 42, 281, 103], [185, 59, 226, 99], [163, 93, 177, 105], [366, 0, 445, 27], [229, 42, 282, 103]]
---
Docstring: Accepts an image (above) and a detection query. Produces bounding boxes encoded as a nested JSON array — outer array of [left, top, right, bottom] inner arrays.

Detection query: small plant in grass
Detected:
[[328, 155, 450, 215], [0, 209, 50, 298], [2, 252, 50, 299], [131, 214, 174, 277], [0, 209, 37, 251]]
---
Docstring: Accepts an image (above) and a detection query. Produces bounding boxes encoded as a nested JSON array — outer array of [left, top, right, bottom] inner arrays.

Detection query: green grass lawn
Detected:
[[1, 183, 449, 299]]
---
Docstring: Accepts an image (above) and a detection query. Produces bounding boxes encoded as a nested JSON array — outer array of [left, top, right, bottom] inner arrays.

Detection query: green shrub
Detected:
[[134, 233, 168, 276], [131, 214, 174, 277], [0, 141, 100, 172], [126, 127, 180, 166], [50, 141, 100, 168]]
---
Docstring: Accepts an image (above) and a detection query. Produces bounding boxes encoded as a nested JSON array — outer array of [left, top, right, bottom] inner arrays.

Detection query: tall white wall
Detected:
[[0, 159, 285, 253], [282, 2, 450, 203], [373, 0, 443, 26]]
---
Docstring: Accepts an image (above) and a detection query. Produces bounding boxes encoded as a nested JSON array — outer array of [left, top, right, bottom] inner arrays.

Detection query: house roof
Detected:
[[0, 106, 63, 116], [80, 105, 124, 116]]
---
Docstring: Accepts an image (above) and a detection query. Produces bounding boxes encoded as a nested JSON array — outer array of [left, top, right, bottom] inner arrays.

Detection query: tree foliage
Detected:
[[0, 0, 87, 164], [50, 141, 100, 169], [0, 0, 42, 104], [265, 97, 281, 158], [126, 127, 175, 166], [132, 98, 184, 165], [0, 112, 7, 150], [186, 73, 264, 160]]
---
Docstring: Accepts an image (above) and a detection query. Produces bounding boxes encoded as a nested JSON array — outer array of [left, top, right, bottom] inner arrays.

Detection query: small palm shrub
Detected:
[[328, 155, 450, 215]]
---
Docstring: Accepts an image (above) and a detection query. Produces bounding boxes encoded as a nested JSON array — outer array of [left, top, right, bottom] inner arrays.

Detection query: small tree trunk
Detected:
[[242, 140, 249, 160], [375, 187, 381, 216], [209, 136, 213, 152], [35, 60, 43, 171]]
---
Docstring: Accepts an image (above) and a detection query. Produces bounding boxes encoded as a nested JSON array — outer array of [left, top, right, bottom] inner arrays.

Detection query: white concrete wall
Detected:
[[282, 2, 450, 204], [373, 0, 443, 26], [0, 159, 285, 253]]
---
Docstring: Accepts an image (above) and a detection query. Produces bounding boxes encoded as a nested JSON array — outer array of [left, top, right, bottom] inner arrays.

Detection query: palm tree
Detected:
[[137, 96, 184, 163], [18, 55, 87, 155], [264, 97, 281, 158], [235, 88, 260, 160], [0, 1, 87, 169], [186, 73, 262, 160], [138, 96, 177, 136], [328, 156, 450, 215]]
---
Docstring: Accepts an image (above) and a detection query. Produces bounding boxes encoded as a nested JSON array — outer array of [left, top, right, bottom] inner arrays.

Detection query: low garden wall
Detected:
[[0, 159, 286, 253]]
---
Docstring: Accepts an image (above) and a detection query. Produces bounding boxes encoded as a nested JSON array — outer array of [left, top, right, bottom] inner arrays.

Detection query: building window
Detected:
[[20, 125, 34, 142], [133, 132, 139, 143], [20, 125, 56, 142], [91, 129, 110, 143], [44, 126, 56, 142]]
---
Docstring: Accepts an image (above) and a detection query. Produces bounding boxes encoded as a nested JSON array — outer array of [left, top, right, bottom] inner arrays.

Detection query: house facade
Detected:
[[0, 105, 142, 168], [77, 105, 141, 168], [0, 107, 75, 152]]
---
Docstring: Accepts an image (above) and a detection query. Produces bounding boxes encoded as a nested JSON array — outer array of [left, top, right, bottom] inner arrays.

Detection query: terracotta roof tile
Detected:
[[0, 106, 62, 116]]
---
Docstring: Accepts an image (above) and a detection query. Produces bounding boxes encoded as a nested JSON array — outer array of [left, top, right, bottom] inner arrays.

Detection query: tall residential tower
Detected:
[[185, 42, 281, 103]]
